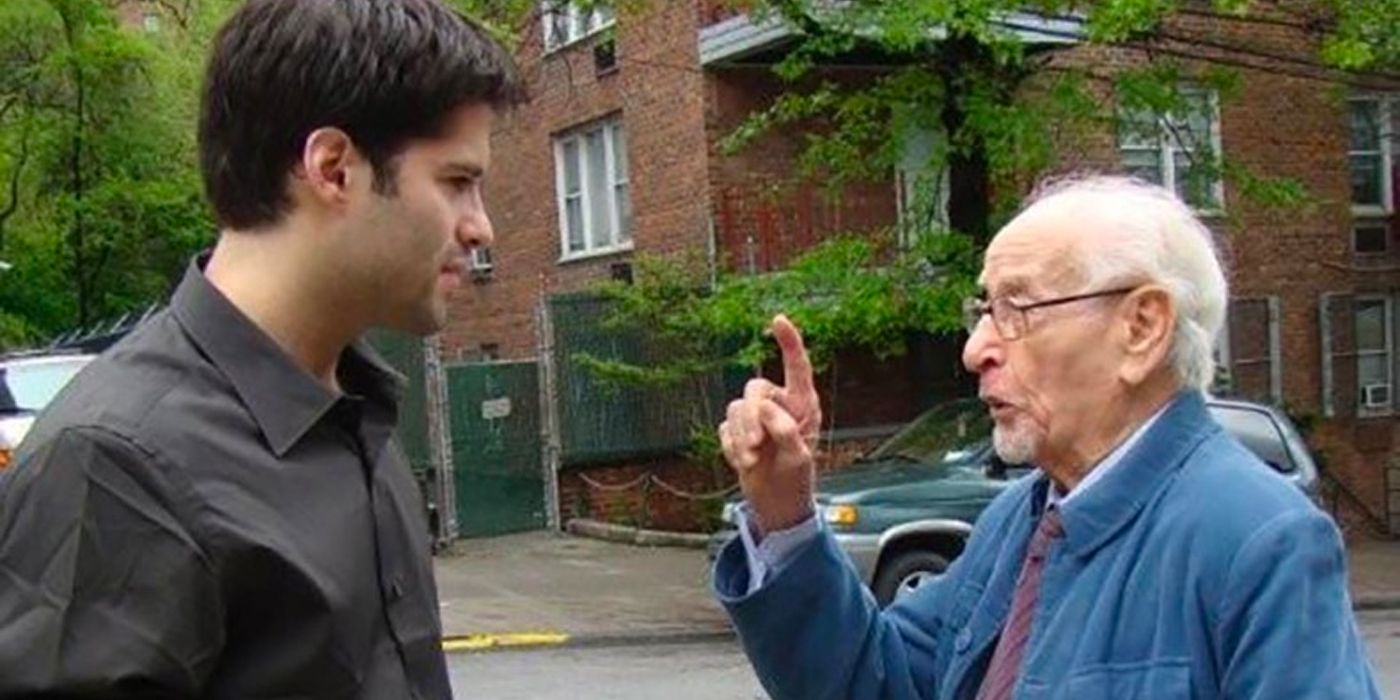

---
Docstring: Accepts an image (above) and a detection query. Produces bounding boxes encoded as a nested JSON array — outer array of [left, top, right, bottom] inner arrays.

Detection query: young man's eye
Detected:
[[446, 176, 477, 192]]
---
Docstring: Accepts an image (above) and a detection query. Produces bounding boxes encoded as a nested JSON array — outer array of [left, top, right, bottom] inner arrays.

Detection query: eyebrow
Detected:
[[984, 277, 1032, 299], [441, 162, 485, 178]]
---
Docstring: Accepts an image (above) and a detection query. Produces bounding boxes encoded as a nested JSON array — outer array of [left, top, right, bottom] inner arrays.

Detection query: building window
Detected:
[[555, 117, 631, 260], [1354, 221, 1390, 254], [543, 1, 615, 52], [1117, 87, 1223, 211], [1356, 296, 1394, 414], [1349, 97, 1394, 214], [895, 125, 949, 247]]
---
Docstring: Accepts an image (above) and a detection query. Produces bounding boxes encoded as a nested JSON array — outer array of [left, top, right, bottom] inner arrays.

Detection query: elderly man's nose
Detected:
[[962, 317, 1001, 373]]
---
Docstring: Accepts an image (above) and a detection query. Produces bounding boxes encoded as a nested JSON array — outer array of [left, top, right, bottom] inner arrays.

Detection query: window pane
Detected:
[[1355, 222, 1390, 253], [1117, 112, 1158, 149], [1355, 300, 1387, 351], [615, 183, 631, 243], [585, 129, 611, 248], [1350, 100, 1381, 152], [546, 9, 568, 48], [1121, 148, 1162, 184], [566, 196, 585, 252], [1167, 92, 1212, 151], [1173, 150, 1218, 209], [571, 5, 589, 38], [594, 4, 615, 27], [1351, 154, 1384, 206], [1359, 354, 1389, 387], [562, 140, 581, 194], [610, 123, 629, 182]]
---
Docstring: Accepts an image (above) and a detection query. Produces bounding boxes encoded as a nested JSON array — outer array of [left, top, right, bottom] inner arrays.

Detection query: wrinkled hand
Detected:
[[718, 314, 822, 535]]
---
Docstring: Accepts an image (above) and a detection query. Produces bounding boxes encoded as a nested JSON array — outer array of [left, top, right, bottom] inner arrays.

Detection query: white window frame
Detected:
[[554, 116, 632, 262], [542, 1, 616, 53], [1117, 87, 1225, 213], [1355, 294, 1395, 416], [1348, 96, 1395, 217]]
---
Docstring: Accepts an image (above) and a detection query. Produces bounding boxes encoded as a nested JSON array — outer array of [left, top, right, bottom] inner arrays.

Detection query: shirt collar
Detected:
[[1046, 401, 1171, 509], [169, 253, 405, 457], [1033, 391, 1220, 557]]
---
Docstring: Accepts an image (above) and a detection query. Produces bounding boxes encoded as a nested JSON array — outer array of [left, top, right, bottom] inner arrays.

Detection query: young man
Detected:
[[0, 0, 523, 696]]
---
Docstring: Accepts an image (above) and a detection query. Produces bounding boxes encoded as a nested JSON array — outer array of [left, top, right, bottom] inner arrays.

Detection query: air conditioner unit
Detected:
[[1363, 383, 1391, 409], [469, 247, 494, 280]]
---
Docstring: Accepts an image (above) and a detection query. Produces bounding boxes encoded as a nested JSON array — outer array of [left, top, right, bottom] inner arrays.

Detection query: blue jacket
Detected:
[[713, 392, 1380, 699]]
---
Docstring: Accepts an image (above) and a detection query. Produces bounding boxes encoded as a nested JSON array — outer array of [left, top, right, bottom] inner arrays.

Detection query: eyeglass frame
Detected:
[[963, 286, 1139, 341]]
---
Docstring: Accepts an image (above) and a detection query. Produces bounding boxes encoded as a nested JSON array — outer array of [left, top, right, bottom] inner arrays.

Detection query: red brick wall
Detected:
[[442, 1, 713, 361], [1042, 14, 1400, 538]]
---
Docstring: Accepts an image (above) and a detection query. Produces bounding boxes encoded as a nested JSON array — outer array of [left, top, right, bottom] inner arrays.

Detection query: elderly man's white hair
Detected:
[[1019, 174, 1229, 392]]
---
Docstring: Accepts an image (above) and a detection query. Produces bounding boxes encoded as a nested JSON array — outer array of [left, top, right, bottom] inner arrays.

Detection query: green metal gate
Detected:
[[364, 330, 432, 471], [447, 361, 546, 537]]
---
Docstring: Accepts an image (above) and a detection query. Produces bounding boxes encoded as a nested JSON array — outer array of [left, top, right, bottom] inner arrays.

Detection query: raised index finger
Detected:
[[771, 314, 815, 400]]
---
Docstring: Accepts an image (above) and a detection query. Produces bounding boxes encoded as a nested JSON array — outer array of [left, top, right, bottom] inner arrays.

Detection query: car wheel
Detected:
[[873, 549, 949, 607]]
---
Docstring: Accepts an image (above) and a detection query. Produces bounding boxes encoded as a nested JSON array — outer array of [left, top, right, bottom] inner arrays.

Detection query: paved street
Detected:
[[449, 611, 1400, 699], [448, 640, 765, 699], [1362, 609, 1400, 698]]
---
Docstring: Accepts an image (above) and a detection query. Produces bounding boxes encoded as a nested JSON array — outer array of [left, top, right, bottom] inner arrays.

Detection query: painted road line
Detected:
[[442, 631, 571, 653]]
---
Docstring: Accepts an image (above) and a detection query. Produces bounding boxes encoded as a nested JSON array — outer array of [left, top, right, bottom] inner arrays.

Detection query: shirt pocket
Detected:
[[1053, 658, 1191, 700]]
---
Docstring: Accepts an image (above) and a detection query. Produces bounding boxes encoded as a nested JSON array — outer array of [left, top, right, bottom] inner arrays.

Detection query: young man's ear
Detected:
[[295, 127, 361, 206]]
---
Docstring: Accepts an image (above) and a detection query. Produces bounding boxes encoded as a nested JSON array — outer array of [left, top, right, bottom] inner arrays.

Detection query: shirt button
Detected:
[[955, 628, 973, 653], [388, 576, 405, 601]]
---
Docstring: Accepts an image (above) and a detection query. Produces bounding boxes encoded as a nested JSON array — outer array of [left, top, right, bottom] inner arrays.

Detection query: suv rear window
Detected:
[[0, 358, 90, 413], [1208, 405, 1296, 474]]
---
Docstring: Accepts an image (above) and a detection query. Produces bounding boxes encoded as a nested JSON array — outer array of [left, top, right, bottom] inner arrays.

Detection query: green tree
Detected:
[[0, 0, 222, 350], [580, 0, 1398, 365]]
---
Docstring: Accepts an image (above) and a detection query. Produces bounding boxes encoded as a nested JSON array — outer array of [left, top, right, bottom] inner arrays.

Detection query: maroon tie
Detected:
[[976, 508, 1065, 700]]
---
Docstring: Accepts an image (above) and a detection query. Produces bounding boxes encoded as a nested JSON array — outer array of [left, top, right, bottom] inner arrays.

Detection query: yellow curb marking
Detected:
[[442, 631, 571, 653]]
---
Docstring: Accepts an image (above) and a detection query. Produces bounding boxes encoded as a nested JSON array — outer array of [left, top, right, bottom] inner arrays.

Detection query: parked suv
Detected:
[[709, 396, 1319, 606], [0, 352, 94, 471]]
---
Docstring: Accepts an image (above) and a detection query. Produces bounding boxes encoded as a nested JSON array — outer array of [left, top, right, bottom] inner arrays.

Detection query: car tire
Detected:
[[873, 549, 949, 607]]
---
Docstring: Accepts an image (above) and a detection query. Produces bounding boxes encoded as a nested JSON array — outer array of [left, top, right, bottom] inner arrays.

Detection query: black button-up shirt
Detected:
[[0, 259, 450, 699]]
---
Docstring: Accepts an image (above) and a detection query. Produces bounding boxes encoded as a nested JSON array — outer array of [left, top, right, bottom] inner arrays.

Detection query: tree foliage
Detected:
[[0, 0, 241, 350]]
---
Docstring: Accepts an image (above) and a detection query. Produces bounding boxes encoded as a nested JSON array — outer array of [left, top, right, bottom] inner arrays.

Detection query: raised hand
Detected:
[[718, 314, 822, 535]]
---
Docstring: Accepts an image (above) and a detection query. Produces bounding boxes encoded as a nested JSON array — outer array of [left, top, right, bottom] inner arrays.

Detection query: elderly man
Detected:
[[714, 175, 1380, 699]]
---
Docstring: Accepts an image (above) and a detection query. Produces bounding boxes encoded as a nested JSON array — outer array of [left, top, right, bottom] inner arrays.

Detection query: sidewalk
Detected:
[[1349, 539, 1400, 610], [434, 529, 1400, 652], [434, 530, 731, 652]]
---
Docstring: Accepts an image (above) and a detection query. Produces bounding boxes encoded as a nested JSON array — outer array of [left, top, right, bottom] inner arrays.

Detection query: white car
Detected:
[[0, 352, 94, 470]]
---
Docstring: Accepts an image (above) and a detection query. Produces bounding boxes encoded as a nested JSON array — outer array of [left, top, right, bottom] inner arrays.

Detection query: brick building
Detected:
[[442, 2, 1398, 537]]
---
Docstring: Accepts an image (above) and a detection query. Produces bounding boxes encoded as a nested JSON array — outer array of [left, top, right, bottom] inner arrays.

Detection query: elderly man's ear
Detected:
[[1117, 286, 1176, 386]]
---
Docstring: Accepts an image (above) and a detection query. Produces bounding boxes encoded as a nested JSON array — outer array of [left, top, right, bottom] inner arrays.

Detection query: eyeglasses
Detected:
[[962, 287, 1138, 341]]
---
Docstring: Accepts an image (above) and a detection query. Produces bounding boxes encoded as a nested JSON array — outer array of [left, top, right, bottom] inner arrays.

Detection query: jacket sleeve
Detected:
[[1215, 508, 1381, 699], [712, 528, 960, 700], [0, 426, 225, 696]]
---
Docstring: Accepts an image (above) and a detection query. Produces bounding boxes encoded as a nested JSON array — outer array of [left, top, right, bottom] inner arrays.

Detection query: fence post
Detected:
[[424, 335, 458, 545], [537, 298, 564, 531]]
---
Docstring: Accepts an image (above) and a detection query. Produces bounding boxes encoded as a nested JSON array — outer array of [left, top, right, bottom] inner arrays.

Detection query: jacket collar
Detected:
[[1038, 390, 1220, 557]]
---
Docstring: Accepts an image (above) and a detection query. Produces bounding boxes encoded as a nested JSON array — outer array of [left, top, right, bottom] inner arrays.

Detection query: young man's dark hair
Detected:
[[199, 0, 525, 230]]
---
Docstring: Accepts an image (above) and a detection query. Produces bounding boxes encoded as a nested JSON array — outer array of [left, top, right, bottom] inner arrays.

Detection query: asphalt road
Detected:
[[449, 610, 1400, 699]]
